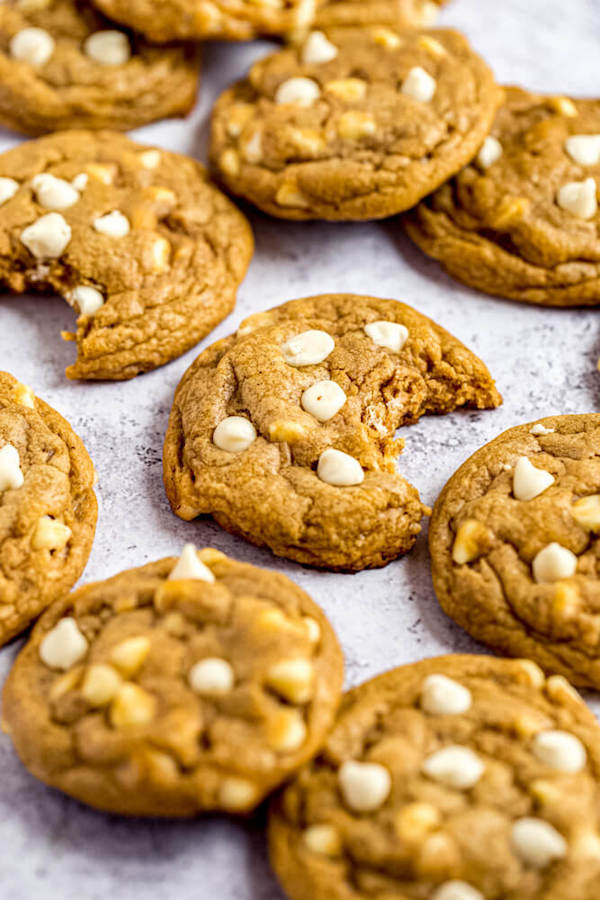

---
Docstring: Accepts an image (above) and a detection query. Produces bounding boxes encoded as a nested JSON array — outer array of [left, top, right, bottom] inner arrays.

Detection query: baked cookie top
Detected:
[[2, 547, 344, 817], [90, 0, 443, 43], [0, 0, 199, 135], [269, 654, 600, 900], [210, 27, 501, 221], [404, 87, 600, 307], [0, 371, 97, 646], [429, 415, 600, 689], [163, 294, 501, 572], [0, 131, 253, 381]]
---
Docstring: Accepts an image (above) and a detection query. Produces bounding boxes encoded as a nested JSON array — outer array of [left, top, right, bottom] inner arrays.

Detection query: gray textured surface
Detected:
[[0, 0, 599, 896]]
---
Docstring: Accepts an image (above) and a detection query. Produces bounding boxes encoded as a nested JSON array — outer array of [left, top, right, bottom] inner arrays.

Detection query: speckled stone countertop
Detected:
[[0, 1, 599, 897]]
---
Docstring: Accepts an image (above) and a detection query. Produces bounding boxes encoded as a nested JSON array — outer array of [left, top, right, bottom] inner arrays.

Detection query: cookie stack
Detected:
[[0, 1, 599, 900]]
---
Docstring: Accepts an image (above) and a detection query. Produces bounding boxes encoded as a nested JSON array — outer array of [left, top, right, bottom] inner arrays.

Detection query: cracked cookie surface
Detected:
[[430, 415, 600, 688], [2, 548, 343, 816], [404, 87, 600, 307], [0, 131, 253, 381], [0, 0, 199, 135], [269, 654, 600, 900], [0, 371, 97, 646], [90, 0, 444, 43], [163, 294, 501, 572], [210, 27, 501, 221]]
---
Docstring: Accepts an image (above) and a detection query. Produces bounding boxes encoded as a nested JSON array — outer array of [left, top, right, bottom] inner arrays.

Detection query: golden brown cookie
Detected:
[[0, 131, 253, 381], [163, 294, 501, 572], [0, 0, 199, 136], [270, 654, 600, 900], [89, 0, 444, 43], [405, 87, 600, 307], [2, 546, 343, 816], [210, 27, 501, 221], [0, 371, 97, 646], [429, 415, 600, 688]]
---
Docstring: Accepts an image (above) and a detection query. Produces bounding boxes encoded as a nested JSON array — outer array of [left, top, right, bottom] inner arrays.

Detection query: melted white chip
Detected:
[[0, 444, 24, 491], [10, 27, 54, 66], [169, 544, 215, 583]]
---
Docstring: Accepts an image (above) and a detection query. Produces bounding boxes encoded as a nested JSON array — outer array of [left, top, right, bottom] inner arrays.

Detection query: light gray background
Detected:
[[0, 0, 599, 896]]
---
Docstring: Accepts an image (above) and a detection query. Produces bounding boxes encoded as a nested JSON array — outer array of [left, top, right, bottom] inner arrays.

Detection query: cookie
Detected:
[[2, 546, 344, 816], [429, 415, 600, 689], [163, 294, 501, 572], [0, 0, 199, 135], [210, 27, 501, 221], [0, 371, 97, 647], [404, 87, 600, 307], [90, 0, 443, 44], [0, 131, 253, 381], [269, 654, 600, 900]]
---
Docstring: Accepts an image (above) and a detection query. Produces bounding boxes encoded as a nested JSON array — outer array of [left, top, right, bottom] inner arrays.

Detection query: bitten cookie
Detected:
[[430, 415, 600, 688], [405, 87, 600, 307], [270, 654, 600, 900], [0, 371, 97, 646], [2, 546, 344, 816], [163, 294, 501, 571], [0, 0, 199, 135], [210, 27, 501, 221], [0, 131, 253, 381], [90, 0, 444, 43]]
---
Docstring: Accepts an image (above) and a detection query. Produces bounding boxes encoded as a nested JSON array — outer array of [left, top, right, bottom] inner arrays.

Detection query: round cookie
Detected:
[[210, 27, 501, 221], [0, 0, 199, 136], [2, 546, 344, 817], [404, 87, 600, 307], [269, 654, 600, 900], [163, 294, 501, 571], [430, 415, 600, 688], [0, 131, 253, 381], [89, 0, 444, 44], [0, 371, 97, 646]]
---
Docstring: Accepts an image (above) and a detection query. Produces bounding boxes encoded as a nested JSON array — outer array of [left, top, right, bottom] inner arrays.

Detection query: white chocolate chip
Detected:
[[213, 416, 257, 452], [32, 173, 79, 210], [302, 616, 321, 643], [512, 456, 555, 501], [31, 515, 71, 551], [21, 212, 71, 258], [275, 77, 321, 107], [532, 730, 586, 773], [532, 543, 577, 583], [511, 817, 567, 868], [70, 285, 104, 317], [401, 66, 436, 103], [84, 30, 131, 66], [39, 617, 88, 670], [189, 658, 235, 695], [433, 883, 484, 900], [477, 135, 503, 169], [530, 423, 555, 436], [0, 444, 24, 491], [169, 543, 215, 582], [10, 27, 55, 66], [421, 745, 484, 789], [317, 448, 364, 487], [71, 173, 89, 191], [281, 330, 334, 366], [421, 674, 472, 716], [267, 708, 307, 753], [364, 320, 408, 352], [302, 824, 341, 857], [301, 380, 346, 422], [219, 777, 259, 812], [266, 658, 314, 703], [0, 177, 18, 206], [565, 134, 600, 166], [302, 31, 338, 64], [556, 177, 597, 219], [139, 149, 161, 169], [93, 210, 130, 237], [338, 760, 391, 812]]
